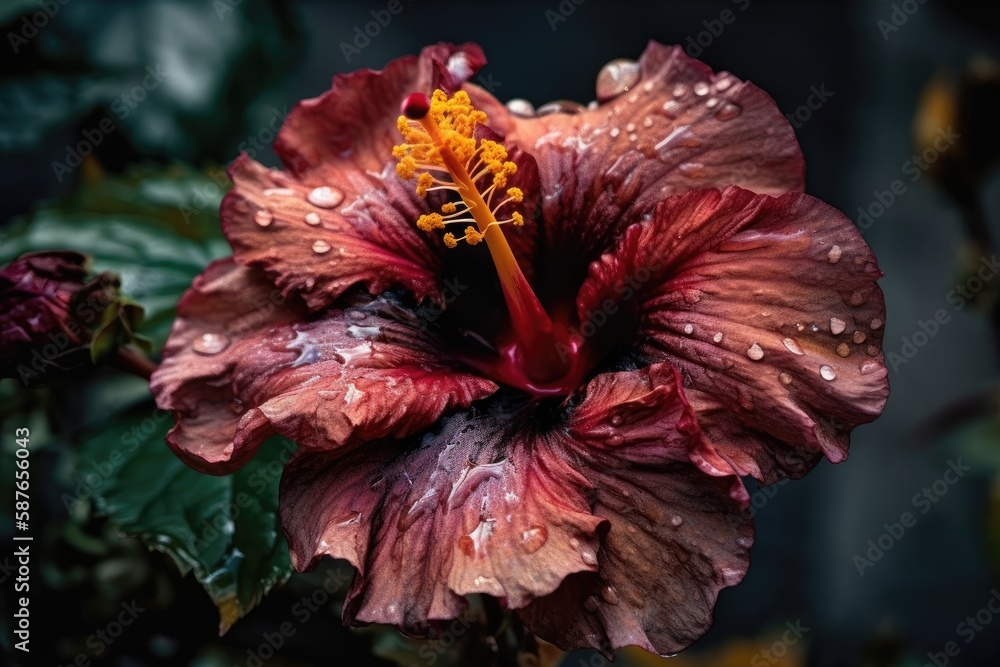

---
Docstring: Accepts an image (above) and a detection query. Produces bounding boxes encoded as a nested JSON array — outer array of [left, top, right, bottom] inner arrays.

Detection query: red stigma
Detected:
[[402, 92, 431, 119]]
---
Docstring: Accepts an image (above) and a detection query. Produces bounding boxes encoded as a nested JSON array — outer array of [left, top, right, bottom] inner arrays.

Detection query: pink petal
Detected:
[[519, 364, 752, 656], [223, 43, 486, 309], [470, 41, 804, 263], [150, 258, 496, 474], [576, 186, 889, 483]]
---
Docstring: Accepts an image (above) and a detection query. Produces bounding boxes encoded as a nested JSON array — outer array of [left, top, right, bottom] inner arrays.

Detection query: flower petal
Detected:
[[519, 364, 752, 657], [575, 187, 889, 483], [222, 43, 486, 309], [150, 258, 496, 474], [279, 399, 606, 628], [471, 41, 804, 265]]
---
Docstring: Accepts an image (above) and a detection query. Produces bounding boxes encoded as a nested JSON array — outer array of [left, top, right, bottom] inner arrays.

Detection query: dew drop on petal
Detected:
[[836, 343, 851, 357], [870, 318, 884, 330], [867, 344, 880, 357], [860, 360, 881, 375], [830, 317, 846, 335], [683, 323, 694, 335], [609, 434, 624, 446], [713, 331, 724, 343], [736, 536, 753, 548], [820, 365, 837, 381], [610, 414, 623, 427], [693, 81, 711, 96], [520, 526, 548, 554], [679, 162, 708, 178], [596, 59, 641, 102], [584, 596, 600, 612], [506, 98, 535, 117], [609, 127, 621, 138], [254, 209, 273, 227], [307, 186, 344, 209], [747, 342, 764, 360], [662, 100, 682, 118], [715, 102, 742, 120], [827, 244, 842, 263], [671, 515, 683, 527], [706, 97, 719, 108], [264, 187, 294, 197], [782, 337, 805, 355], [846, 289, 868, 307], [581, 550, 598, 566], [193, 332, 230, 355], [853, 330, 867, 344], [312, 240, 331, 254], [601, 585, 620, 606], [672, 83, 688, 97], [779, 372, 793, 385], [796, 323, 805, 332], [304, 212, 321, 226], [714, 76, 733, 91], [643, 116, 653, 128], [625, 122, 636, 133], [628, 132, 638, 142]]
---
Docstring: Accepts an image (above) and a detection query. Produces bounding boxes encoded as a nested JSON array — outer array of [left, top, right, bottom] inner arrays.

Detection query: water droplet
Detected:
[[672, 83, 688, 97], [584, 596, 600, 612], [796, 323, 805, 332], [581, 549, 598, 566], [714, 76, 733, 91], [782, 337, 805, 355], [679, 162, 708, 178], [521, 526, 548, 554], [671, 515, 683, 527], [536, 100, 586, 116], [601, 585, 620, 606], [642, 116, 653, 128], [628, 132, 638, 142], [304, 212, 321, 226], [693, 81, 711, 96], [609, 127, 621, 138], [827, 245, 842, 263], [609, 434, 624, 446], [736, 536, 752, 548], [505, 98, 535, 117], [312, 240, 331, 254], [846, 289, 868, 307], [596, 59, 640, 101], [625, 122, 636, 133], [779, 372, 793, 385], [860, 360, 880, 375], [662, 100, 682, 118], [836, 343, 851, 357], [867, 344, 879, 357], [715, 102, 742, 120], [830, 317, 846, 335], [713, 331, 724, 343], [820, 365, 837, 381], [254, 210, 273, 227], [307, 186, 344, 209], [610, 414, 623, 427], [264, 187, 294, 197], [747, 342, 764, 360], [193, 332, 230, 355], [853, 331, 867, 344], [683, 323, 694, 335], [870, 318, 884, 330], [230, 398, 245, 413], [569, 537, 580, 549]]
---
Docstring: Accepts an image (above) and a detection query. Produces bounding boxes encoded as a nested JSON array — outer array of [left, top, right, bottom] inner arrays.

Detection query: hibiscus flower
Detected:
[[150, 42, 888, 657]]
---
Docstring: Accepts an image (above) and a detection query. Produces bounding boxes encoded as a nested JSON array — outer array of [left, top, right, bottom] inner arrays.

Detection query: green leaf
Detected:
[[75, 401, 293, 632], [0, 166, 231, 349]]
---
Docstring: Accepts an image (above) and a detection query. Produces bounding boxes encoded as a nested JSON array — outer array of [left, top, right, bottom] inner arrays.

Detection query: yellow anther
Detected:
[[506, 187, 524, 203], [443, 232, 458, 248], [441, 202, 457, 214], [396, 155, 417, 180], [464, 226, 484, 246], [512, 212, 524, 226], [417, 213, 445, 231], [416, 172, 434, 197]]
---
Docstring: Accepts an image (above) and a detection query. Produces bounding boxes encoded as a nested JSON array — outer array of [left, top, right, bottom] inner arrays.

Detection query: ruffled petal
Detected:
[[280, 399, 605, 628], [519, 364, 751, 657], [470, 41, 804, 267], [150, 258, 496, 474], [576, 186, 889, 483], [222, 43, 486, 309]]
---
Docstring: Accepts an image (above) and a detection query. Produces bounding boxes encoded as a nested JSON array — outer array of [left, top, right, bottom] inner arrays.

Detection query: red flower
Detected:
[[151, 42, 888, 656]]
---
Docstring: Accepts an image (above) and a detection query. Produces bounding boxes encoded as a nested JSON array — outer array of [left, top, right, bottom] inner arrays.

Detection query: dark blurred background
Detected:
[[2, 1, 1000, 666]]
